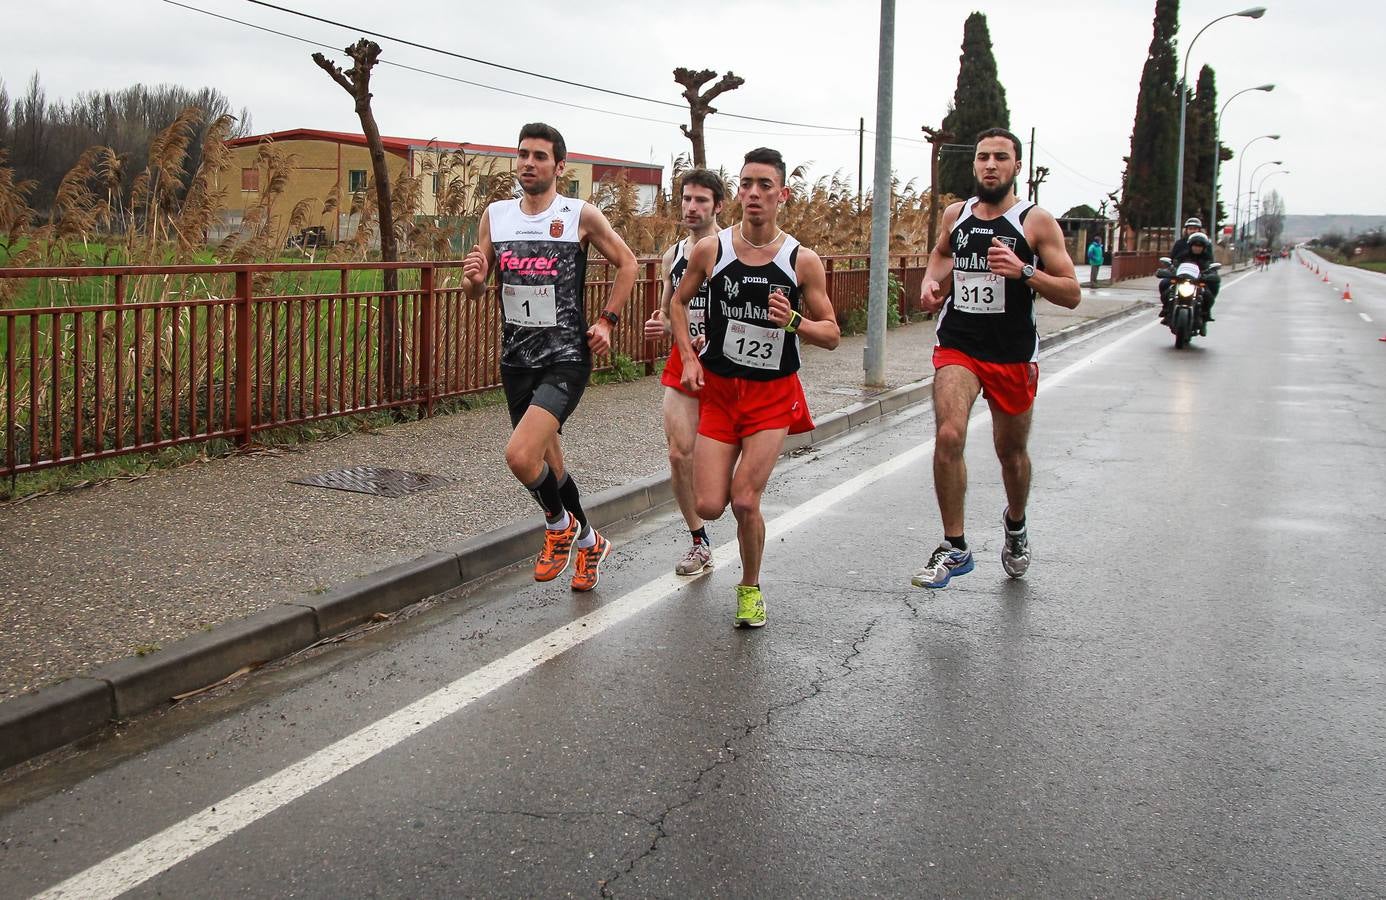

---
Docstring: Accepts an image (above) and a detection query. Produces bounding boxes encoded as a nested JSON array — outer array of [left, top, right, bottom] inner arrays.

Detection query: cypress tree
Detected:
[[1119, 0, 1180, 231], [1184, 65, 1218, 226], [939, 12, 1011, 198]]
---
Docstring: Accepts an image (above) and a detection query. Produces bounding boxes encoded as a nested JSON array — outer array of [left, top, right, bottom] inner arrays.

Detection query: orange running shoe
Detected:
[[570, 530, 611, 592], [534, 515, 578, 582]]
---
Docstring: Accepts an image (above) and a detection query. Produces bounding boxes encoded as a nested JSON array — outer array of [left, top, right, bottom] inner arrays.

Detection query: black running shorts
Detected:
[[500, 361, 591, 430]]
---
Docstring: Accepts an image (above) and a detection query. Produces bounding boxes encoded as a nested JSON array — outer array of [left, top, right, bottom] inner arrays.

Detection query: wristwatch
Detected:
[[1020, 264, 1036, 282], [599, 310, 620, 327]]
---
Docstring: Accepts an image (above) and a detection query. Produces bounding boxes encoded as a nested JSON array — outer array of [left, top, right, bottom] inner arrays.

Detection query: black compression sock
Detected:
[[1005, 512, 1026, 532], [558, 473, 589, 533], [691, 526, 709, 545], [946, 534, 967, 551], [524, 463, 564, 523]]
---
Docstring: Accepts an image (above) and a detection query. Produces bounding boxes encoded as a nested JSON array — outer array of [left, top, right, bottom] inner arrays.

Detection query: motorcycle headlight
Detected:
[[1176, 282, 1196, 299]]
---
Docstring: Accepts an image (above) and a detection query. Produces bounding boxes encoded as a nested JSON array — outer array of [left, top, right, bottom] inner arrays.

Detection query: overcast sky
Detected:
[[5, 0, 1382, 218]]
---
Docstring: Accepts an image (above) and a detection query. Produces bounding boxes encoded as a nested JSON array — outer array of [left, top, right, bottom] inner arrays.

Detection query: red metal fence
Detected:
[[0, 254, 930, 477]]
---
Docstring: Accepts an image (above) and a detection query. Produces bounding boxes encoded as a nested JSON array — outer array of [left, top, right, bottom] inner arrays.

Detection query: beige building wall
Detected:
[[219, 140, 411, 241], [218, 138, 609, 243]]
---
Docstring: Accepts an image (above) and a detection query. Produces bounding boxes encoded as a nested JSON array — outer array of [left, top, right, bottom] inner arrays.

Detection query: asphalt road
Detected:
[[2, 258, 1383, 898]]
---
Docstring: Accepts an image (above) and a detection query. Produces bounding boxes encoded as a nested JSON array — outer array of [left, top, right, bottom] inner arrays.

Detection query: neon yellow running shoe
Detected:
[[734, 584, 767, 629]]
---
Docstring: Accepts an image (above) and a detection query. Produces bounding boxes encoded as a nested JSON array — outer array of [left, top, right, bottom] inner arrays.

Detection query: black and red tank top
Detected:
[[936, 197, 1041, 363], [699, 227, 802, 381], [668, 237, 711, 342]]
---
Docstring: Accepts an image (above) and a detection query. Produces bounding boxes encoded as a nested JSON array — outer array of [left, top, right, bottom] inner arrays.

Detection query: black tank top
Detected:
[[669, 238, 710, 342], [700, 227, 802, 381], [936, 198, 1041, 363]]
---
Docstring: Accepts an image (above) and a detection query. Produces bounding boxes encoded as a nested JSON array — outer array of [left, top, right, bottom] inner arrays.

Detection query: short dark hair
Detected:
[[975, 127, 1022, 161], [742, 147, 787, 185], [679, 168, 725, 205], [517, 122, 566, 163]]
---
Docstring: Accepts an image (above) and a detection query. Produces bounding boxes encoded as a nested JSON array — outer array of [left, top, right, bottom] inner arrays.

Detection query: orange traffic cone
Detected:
[[1343, 284, 1353, 301], [1323, 273, 1331, 283]]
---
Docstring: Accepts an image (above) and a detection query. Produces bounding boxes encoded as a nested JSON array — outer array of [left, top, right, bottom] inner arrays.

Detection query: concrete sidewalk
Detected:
[[0, 280, 1154, 737]]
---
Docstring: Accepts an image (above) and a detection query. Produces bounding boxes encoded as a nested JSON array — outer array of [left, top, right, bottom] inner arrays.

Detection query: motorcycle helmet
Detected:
[[1183, 217, 1203, 229], [1188, 232, 1212, 251]]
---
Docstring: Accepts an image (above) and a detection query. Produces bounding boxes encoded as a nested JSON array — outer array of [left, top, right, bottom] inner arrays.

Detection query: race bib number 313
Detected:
[[723, 319, 785, 371], [953, 269, 1005, 314], [502, 284, 558, 327]]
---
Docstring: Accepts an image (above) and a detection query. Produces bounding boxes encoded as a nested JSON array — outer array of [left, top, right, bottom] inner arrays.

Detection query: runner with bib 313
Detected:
[[912, 128, 1081, 589]]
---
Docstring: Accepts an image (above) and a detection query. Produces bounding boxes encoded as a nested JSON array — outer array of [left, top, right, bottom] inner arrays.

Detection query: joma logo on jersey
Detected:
[[499, 251, 558, 273], [723, 276, 740, 299]]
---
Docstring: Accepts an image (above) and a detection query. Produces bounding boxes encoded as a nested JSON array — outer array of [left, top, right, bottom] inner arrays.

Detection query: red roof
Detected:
[[225, 128, 661, 170]]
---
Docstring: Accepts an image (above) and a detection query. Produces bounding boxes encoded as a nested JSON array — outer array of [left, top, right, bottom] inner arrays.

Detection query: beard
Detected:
[[973, 176, 1016, 205], [521, 175, 554, 196]]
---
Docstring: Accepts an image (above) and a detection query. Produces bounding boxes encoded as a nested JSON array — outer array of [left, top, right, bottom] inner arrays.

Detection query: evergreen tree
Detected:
[[1185, 65, 1218, 226], [939, 12, 1011, 198], [1119, 0, 1180, 231]]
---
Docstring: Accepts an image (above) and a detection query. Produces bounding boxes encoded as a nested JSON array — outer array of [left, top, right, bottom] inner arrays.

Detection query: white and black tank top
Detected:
[[936, 197, 1041, 363], [488, 195, 589, 369], [669, 238, 711, 341], [700, 227, 802, 381]]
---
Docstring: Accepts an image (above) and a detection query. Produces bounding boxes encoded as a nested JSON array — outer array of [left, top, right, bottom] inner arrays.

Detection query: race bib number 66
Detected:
[[953, 269, 1005, 314]]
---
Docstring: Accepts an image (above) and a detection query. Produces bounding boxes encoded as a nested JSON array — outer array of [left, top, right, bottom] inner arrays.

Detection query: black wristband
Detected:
[[599, 310, 620, 327]]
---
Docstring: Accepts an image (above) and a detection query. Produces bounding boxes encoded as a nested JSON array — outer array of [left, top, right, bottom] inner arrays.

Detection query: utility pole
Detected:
[[858, 117, 865, 214], [921, 125, 952, 249], [864, 0, 894, 388], [1027, 127, 1036, 201]]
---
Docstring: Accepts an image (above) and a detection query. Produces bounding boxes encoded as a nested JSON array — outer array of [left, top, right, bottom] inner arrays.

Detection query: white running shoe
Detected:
[[675, 541, 712, 576], [1001, 510, 1031, 578]]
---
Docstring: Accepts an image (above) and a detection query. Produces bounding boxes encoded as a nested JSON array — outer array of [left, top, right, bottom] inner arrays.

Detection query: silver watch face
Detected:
[[1021, 264, 1035, 280]]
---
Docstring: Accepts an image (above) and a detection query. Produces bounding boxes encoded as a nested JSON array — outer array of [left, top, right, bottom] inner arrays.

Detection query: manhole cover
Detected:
[[289, 466, 450, 498]]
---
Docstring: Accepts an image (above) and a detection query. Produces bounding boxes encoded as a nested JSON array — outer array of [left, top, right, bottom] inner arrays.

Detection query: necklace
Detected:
[[738, 223, 783, 249]]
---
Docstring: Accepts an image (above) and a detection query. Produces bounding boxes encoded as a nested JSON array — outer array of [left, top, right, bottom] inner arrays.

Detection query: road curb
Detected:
[[0, 302, 1146, 772]]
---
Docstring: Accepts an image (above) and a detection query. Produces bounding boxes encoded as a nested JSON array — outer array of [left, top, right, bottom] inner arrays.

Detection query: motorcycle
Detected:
[[1156, 258, 1220, 349]]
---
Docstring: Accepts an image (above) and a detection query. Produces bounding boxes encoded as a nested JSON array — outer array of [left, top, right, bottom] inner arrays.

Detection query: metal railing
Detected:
[[1, 254, 932, 477]]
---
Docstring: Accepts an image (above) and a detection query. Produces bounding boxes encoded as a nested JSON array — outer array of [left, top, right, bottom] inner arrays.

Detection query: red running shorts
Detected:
[[697, 370, 814, 443], [932, 346, 1039, 416]]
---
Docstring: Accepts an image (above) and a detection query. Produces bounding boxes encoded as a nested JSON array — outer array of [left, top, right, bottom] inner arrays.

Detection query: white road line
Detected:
[[1361, 313, 1373, 323], [30, 306, 1167, 900]]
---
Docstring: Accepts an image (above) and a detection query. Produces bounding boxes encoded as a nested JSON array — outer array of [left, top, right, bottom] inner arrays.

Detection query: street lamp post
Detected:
[[1174, 7, 1267, 239], [1212, 83, 1274, 240], [1233, 133, 1280, 246]]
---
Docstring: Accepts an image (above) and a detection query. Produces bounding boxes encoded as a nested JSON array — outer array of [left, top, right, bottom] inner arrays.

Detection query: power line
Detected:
[[238, 0, 864, 133], [165, 2, 854, 139], [168, 1, 925, 147], [1032, 140, 1119, 189]]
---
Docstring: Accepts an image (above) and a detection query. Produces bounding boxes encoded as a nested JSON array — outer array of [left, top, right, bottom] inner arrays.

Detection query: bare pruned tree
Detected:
[[673, 68, 744, 169], [313, 38, 402, 396]]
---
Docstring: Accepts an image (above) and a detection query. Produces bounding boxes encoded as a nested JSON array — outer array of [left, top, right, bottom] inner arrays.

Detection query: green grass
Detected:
[[1351, 260, 1386, 273]]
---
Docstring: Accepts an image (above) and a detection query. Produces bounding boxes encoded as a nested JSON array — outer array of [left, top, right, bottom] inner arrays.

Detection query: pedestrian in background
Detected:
[[1086, 234, 1104, 288]]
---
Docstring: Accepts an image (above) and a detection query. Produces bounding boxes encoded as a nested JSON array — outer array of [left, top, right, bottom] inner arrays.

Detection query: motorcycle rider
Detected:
[[1161, 232, 1220, 331], [1159, 217, 1204, 320]]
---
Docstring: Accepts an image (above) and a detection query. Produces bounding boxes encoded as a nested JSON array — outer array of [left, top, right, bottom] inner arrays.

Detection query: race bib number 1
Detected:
[[501, 284, 558, 327], [723, 319, 784, 371], [953, 269, 1005, 314]]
